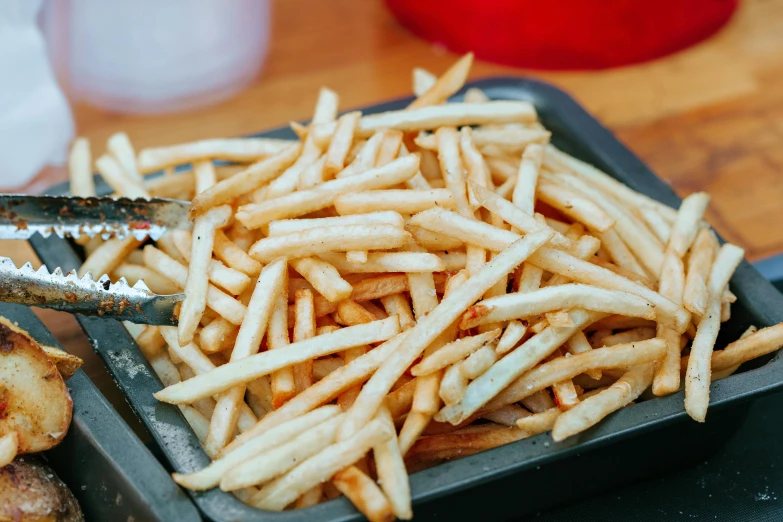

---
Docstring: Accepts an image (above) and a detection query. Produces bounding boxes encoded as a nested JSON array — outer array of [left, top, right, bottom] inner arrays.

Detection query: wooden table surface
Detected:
[[3, 0, 783, 392]]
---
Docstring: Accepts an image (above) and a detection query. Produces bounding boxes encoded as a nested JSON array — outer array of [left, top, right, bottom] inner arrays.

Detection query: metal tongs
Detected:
[[0, 194, 192, 325]]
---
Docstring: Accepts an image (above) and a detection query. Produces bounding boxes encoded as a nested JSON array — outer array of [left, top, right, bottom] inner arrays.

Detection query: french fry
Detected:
[[374, 406, 412, 520], [335, 189, 455, 215], [537, 179, 615, 233], [249, 225, 410, 262], [249, 419, 394, 510], [683, 228, 718, 316], [205, 259, 286, 455], [236, 155, 419, 228], [459, 127, 492, 208], [106, 132, 141, 181], [293, 289, 317, 393], [154, 316, 401, 404], [269, 291, 297, 408], [406, 425, 527, 464], [143, 246, 247, 325], [79, 236, 142, 278], [406, 224, 464, 250], [171, 230, 251, 295], [435, 127, 471, 215], [411, 329, 501, 376], [481, 404, 531, 426], [220, 414, 344, 491], [436, 309, 605, 425], [213, 230, 262, 276], [409, 53, 472, 109], [512, 143, 544, 215], [439, 363, 468, 405], [461, 284, 655, 329], [412, 68, 437, 96], [338, 229, 553, 440], [173, 405, 341, 491], [138, 138, 295, 174], [113, 263, 181, 295], [483, 338, 665, 412], [319, 251, 445, 274], [339, 131, 385, 178], [269, 211, 404, 235], [193, 160, 217, 194], [178, 205, 233, 345], [685, 244, 744, 422], [189, 143, 302, 217], [332, 466, 396, 522], [419, 126, 550, 154], [552, 363, 655, 441], [68, 138, 94, 198], [310, 101, 537, 144], [380, 294, 415, 330], [324, 112, 361, 178], [96, 154, 149, 199], [199, 318, 238, 353], [495, 320, 527, 355], [290, 257, 353, 303], [458, 345, 497, 379], [515, 408, 560, 437]]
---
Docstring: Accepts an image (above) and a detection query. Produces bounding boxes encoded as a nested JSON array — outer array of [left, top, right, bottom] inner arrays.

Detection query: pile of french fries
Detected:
[[67, 54, 783, 521]]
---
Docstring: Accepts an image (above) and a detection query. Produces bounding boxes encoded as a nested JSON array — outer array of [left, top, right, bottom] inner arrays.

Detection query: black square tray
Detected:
[[29, 77, 783, 521]]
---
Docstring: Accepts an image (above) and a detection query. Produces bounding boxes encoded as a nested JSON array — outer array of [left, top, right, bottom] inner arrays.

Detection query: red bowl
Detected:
[[384, 0, 739, 70]]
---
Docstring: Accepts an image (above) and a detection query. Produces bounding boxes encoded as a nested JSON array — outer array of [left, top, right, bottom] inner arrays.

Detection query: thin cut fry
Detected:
[[107, 132, 141, 181], [79, 236, 142, 278], [335, 189, 455, 215], [512, 143, 544, 214], [290, 257, 353, 303], [683, 228, 718, 316], [409, 53, 472, 109], [332, 466, 396, 522], [138, 138, 294, 174], [268, 211, 404, 235], [178, 205, 232, 345], [324, 111, 361, 178], [68, 138, 94, 198], [411, 330, 501, 376], [496, 320, 527, 355], [96, 154, 149, 199], [685, 244, 744, 422]]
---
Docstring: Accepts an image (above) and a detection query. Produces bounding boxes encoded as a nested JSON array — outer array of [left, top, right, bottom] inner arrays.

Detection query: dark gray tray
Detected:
[[29, 77, 783, 521], [0, 302, 200, 522]]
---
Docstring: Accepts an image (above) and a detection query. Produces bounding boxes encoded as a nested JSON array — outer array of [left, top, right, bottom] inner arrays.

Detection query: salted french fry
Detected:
[[143, 246, 247, 325], [406, 224, 464, 250], [189, 143, 302, 217], [335, 189, 455, 215], [138, 138, 294, 174], [220, 414, 344, 491], [439, 363, 468, 405], [683, 228, 718, 316], [417, 126, 550, 154], [154, 316, 400, 404], [495, 320, 527, 355], [380, 294, 415, 330], [113, 263, 181, 295], [409, 53, 472, 109], [249, 419, 393, 510], [512, 143, 544, 215], [459, 345, 497, 380], [516, 408, 560, 437], [685, 244, 744, 422], [552, 364, 655, 441], [374, 406, 412, 519], [105, 132, 140, 182], [173, 406, 341, 491], [96, 154, 149, 199], [178, 205, 233, 345], [236, 155, 419, 228], [332, 466, 396, 522], [668, 192, 710, 257], [213, 230, 261, 276], [406, 425, 527, 464], [290, 257, 353, 303], [198, 318, 238, 354], [293, 289, 317, 393], [204, 259, 286, 455], [435, 126, 471, 215], [537, 179, 614, 233], [319, 251, 445, 274], [268, 211, 404, 235], [338, 229, 553, 440], [79, 236, 142, 278], [193, 160, 217, 194], [411, 330, 501, 376], [250, 225, 410, 262], [461, 284, 655, 329], [339, 131, 385, 178], [412, 67, 437, 96], [324, 111, 361, 178], [68, 138, 94, 198], [459, 127, 492, 208], [311, 101, 537, 144], [171, 230, 251, 296]]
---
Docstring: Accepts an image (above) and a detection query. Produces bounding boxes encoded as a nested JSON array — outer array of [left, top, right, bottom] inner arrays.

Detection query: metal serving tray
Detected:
[[29, 77, 783, 521], [0, 302, 199, 522]]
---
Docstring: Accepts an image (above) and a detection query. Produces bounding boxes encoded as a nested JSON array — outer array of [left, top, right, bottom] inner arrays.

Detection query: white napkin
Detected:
[[0, 0, 73, 189]]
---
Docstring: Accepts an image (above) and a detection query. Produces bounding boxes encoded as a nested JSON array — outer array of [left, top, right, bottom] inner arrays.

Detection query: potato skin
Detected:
[[0, 318, 73, 453], [0, 455, 84, 522]]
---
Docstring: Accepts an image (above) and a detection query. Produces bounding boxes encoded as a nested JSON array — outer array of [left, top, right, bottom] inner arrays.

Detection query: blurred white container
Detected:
[[0, 0, 74, 190], [43, 0, 270, 114]]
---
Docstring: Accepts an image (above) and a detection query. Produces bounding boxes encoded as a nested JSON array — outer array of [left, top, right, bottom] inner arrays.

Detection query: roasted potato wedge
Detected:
[[40, 346, 83, 380], [0, 318, 72, 454], [0, 455, 84, 522]]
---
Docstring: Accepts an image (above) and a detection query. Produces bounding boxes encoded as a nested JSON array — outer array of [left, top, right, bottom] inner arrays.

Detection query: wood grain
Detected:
[[1, 0, 782, 388]]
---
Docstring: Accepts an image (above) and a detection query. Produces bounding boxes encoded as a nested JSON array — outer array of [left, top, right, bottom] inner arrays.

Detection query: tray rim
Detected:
[[28, 74, 783, 521]]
